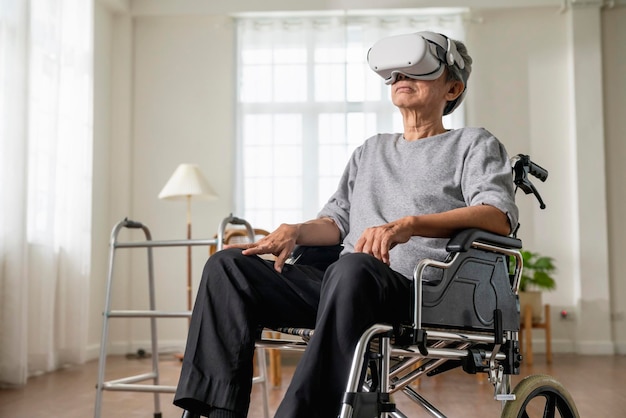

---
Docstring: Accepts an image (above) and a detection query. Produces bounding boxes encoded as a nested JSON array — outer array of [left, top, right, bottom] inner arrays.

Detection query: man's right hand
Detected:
[[226, 223, 300, 273], [226, 217, 341, 273]]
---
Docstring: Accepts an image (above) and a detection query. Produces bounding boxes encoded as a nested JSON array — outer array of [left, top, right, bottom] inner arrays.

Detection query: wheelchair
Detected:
[[253, 154, 580, 418], [94, 155, 579, 418]]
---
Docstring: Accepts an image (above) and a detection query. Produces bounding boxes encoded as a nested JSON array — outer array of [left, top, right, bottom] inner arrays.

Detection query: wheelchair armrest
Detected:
[[410, 229, 522, 335], [446, 228, 522, 253]]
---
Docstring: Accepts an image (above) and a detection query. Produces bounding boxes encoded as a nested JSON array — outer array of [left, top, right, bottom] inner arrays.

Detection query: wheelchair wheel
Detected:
[[501, 374, 580, 418]]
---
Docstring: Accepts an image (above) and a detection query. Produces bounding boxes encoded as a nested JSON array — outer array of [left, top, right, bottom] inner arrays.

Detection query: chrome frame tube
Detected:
[[389, 342, 471, 393], [380, 335, 391, 418], [101, 383, 176, 393], [106, 310, 191, 318], [412, 255, 457, 331], [390, 346, 506, 362], [94, 222, 123, 418], [390, 358, 447, 393], [339, 324, 393, 418], [252, 347, 270, 418], [145, 228, 162, 415], [426, 329, 502, 344], [254, 339, 308, 351], [115, 238, 218, 249], [402, 385, 448, 418], [217, 213, 255, 251]]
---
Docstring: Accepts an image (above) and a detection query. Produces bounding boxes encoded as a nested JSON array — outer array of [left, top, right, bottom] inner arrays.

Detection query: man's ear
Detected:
[[446, 80, 465, 101]]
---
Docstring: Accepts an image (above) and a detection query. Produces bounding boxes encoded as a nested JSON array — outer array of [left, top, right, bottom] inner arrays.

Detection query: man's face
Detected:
[[390, 72, 462, 115]]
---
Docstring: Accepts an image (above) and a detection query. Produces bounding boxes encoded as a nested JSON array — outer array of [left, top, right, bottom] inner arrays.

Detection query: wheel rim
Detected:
[[502, 375, 579, 418], [517, 386, 577, 418]]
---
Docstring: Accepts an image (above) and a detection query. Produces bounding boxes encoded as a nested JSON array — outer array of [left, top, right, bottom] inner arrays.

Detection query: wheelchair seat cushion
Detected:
[[273, 327, 315, 340]]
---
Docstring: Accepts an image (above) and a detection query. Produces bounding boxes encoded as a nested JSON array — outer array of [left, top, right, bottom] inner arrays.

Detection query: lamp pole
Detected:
[[186, 194, 193, 322], [157, 162, 217, 337]]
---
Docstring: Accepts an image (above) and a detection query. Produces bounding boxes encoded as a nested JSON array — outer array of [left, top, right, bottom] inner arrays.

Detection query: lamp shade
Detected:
[[158, 163, 218, 201]]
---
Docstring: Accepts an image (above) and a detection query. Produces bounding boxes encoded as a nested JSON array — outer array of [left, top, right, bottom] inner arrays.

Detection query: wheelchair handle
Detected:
[[527, 159, 548, 182], [513, 154, 548, 209]]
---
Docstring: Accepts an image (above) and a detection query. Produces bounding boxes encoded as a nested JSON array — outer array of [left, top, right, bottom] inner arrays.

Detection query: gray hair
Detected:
[[444, 38, 472, 115]]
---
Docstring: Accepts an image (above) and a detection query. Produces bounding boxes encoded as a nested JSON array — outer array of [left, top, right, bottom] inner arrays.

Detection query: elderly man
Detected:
[[175, 31, 518, 418]]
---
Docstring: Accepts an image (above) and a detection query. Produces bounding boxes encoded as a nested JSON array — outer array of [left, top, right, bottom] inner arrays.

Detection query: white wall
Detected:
[[91, 0, 626, 357], [602, 6, 626, 354], [466, 8, 578, 351], [128, 14, 237, 351]]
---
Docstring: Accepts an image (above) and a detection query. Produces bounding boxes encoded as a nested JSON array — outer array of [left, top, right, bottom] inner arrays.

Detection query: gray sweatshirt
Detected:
[[317, 127, 519, 279]]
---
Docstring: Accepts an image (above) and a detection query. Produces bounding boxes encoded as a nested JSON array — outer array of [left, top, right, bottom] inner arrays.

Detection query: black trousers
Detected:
[[174, 248, 411, 418]]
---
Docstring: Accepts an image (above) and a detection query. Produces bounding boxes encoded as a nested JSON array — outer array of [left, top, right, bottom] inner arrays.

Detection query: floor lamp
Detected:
[[158, 163, 217, 318]]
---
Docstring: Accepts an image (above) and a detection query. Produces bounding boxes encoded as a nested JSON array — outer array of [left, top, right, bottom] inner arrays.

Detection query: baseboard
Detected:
[[614, 341, 626, 355], [529, 337, 617, 355], [546, 338, 576, 354], [575, 339, 616, 355]]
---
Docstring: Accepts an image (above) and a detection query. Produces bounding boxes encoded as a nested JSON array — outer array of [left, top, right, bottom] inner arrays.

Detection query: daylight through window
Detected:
[[236, 12, 466, 230]]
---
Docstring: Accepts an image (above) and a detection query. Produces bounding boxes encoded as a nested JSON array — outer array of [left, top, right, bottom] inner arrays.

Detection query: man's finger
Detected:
[[273, 248, 292, 273], [241, 243, 266, 255], [225, 242, 254, 250]]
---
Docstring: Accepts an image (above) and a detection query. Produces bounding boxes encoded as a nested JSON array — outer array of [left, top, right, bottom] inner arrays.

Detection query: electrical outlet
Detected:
[[559, 309, 575, 320]]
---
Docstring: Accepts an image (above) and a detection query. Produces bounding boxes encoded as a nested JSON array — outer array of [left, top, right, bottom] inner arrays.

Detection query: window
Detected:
[[236, 11, 466, 230]]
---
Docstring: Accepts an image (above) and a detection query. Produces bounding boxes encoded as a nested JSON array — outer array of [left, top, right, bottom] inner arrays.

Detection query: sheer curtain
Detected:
[[0, 0, 93, 386], [235, 11, 467, 230]]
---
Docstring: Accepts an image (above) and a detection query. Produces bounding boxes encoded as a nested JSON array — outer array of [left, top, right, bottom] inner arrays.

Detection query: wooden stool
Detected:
[[266, 330, 282, 387], [519, 303, 552, 366]]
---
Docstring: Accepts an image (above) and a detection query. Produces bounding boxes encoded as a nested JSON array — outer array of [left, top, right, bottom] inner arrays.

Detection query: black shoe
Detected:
[[181, 411, 201, 418]]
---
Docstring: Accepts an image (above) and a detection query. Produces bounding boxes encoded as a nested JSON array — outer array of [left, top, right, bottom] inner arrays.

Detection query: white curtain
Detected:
[[0, 0, 93, 387]]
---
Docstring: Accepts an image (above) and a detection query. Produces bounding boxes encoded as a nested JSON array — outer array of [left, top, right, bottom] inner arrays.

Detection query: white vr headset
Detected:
[[367, 31, 468, 114], [368, 31, 465, 84]]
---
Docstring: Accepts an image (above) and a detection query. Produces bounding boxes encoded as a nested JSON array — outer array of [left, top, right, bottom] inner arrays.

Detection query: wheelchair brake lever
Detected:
[[521, 181, 547, 210], [513, 154, 548, 210]]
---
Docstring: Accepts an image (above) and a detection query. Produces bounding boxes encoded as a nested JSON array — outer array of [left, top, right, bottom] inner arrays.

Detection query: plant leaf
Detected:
[[533, 271, 556, 290], [534, 256, 556, 271]]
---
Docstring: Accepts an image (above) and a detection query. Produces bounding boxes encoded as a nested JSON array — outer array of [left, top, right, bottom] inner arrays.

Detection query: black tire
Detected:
[[501, 374, 580, 418]]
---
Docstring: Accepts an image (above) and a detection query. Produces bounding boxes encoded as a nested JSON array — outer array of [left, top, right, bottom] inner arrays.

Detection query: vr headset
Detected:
[[367, 32, 468, 114]]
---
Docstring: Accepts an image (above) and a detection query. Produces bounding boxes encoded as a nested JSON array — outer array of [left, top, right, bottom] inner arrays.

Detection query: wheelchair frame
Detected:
[[254, 226, 579, 418]]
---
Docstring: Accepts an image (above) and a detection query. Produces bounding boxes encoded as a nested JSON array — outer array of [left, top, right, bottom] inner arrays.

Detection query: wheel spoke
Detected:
[[543, 393, 557, 418], [556, 397, 576, 418]]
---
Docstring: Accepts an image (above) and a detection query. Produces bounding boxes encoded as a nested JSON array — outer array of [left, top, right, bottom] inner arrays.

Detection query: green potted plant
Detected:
[[517, 250, 557, 322]]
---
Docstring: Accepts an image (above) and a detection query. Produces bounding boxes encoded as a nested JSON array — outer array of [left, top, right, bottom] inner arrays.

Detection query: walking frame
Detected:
[[93, 215, 271, 418]]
